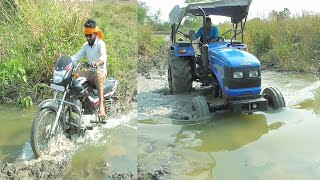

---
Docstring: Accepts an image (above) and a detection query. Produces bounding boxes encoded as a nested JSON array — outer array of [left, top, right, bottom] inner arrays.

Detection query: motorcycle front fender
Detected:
[[38, 99, 59, 112]]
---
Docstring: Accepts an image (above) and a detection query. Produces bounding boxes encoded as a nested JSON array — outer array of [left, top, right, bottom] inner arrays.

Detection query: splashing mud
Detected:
[[0, 107, 137, 180]]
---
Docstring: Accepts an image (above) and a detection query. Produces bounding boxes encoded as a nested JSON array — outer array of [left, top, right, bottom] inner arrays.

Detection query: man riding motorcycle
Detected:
[[71, 19, 107, 118]]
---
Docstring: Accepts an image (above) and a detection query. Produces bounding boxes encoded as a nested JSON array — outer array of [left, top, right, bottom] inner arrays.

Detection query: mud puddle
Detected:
[[0, 104, 137, 179], [137, 69, 320, 179]]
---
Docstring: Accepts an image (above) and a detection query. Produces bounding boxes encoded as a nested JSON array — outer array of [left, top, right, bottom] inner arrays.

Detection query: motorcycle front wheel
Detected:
[[30, 108, 62, 158]]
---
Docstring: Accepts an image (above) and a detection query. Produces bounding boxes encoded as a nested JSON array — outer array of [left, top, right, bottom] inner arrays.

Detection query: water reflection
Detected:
[[175, 113, 268, 152], [163, 114, 273, 179]]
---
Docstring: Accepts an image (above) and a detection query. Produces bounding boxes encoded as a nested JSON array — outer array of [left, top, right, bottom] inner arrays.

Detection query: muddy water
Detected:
[[0, 105, 37, 163], [0, 104, 137, 179], [138, 70, 320, 179], [63, 113, 137, 179]]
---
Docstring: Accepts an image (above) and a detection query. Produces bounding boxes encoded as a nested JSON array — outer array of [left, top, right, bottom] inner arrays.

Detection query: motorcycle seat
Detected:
[[93, 77, 118, 97]]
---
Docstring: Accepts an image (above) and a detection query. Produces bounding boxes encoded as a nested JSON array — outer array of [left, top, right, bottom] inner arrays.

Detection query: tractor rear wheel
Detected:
[[262, 87, 286, 110], [168, 55, 192, 94]]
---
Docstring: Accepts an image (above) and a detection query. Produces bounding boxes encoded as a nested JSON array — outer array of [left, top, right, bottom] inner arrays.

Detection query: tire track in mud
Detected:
[[137, 69, 216, 125], [137, 69, 214, 179]]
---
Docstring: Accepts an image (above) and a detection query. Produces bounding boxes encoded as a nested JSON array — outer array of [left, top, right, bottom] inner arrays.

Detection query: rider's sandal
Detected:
[[98, 114, 106, 121]]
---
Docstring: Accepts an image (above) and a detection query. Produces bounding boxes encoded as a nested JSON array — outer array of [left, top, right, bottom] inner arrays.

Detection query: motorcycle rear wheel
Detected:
[[30, 108, 62, 158], [105, 98, 117, 119]]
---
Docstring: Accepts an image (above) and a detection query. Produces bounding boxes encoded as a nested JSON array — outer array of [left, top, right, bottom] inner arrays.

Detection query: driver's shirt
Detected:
[[195, 26, 219, 42], [71, 37, 107, 73]]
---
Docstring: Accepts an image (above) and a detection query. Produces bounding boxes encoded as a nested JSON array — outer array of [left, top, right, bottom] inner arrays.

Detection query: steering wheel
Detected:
[[208, 36, 224, 42], [217, 36, 224, 42], [177, 30, 187, 37]]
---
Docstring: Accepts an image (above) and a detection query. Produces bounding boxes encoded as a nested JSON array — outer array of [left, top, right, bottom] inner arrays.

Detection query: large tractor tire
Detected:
[[262, 87, 286, 110], [192, 96, 209, 117], [168, 55, 192, 94]]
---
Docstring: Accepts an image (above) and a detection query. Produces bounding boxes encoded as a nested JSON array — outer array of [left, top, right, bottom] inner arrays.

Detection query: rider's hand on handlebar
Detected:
[[91, 61, 98, 69]]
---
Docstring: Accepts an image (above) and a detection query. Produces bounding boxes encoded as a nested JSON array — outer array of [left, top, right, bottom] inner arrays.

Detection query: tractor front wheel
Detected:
[[263, 87, 286, 110], [192, 95, 209, 117]]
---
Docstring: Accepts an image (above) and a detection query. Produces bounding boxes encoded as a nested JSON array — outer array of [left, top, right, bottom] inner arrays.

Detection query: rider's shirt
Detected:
[[195, 26, 219, 42], [71, 38, 107, 73]]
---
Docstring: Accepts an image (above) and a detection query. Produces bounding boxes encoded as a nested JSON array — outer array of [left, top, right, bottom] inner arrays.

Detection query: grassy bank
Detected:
[[137, 2, 167, 74], [244, 13, 320, 72], [0, 0, 137, 109]]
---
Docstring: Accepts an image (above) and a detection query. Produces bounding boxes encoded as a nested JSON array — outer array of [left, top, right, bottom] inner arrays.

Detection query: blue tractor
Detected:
[[168, 0, 285, 116]]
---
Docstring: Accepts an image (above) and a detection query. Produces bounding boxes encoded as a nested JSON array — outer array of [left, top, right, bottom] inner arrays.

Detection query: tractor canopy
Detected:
[[169, 0, 252, 25]]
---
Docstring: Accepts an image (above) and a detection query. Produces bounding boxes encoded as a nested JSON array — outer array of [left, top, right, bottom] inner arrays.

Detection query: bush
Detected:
[[245, 13, 320, 72], [0, 0, 138, 109]]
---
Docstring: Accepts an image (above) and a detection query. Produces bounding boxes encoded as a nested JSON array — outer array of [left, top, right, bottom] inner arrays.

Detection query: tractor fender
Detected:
[[173, 45, 195, 57]]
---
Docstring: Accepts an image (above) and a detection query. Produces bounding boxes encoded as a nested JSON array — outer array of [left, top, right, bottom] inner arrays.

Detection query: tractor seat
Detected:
[[177, 41, 192, 47]]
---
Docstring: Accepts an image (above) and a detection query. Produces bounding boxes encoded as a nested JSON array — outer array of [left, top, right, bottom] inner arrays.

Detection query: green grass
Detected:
[[0, 0, 138, 109], [89, 2, 138, 110], [244, 14, 320, 72]]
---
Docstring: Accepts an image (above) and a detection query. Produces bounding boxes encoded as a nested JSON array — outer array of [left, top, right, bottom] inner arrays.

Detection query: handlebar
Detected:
[[73, 62, 98, 73]]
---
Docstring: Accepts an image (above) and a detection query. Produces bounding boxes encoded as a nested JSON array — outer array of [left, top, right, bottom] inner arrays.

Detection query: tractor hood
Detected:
[[211, 48, 260, 68], [169, 0, 252, 25]]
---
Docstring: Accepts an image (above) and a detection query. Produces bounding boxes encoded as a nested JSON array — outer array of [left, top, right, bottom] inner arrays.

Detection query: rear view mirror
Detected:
[[189, 30, 196, 41]]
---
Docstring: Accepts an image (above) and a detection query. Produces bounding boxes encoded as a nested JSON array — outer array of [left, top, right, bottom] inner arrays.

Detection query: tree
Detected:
[[269, 8, 291, 22], [151, 9, 162, 24], [137, 1, 150, 24]]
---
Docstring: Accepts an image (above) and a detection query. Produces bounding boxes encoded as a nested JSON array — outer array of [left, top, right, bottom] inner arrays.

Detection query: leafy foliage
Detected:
[[0, 59, 30, 107], [244, 10, 320, 72], [0, 0, 138, 109]]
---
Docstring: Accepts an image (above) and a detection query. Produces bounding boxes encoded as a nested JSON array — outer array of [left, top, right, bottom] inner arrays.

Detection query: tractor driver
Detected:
[[195, 16, 219, 44], [71, 19, 107, 119]]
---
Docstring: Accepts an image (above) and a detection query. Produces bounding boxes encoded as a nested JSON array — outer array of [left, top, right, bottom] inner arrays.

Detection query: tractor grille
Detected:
[[224, 66, 261, 89]]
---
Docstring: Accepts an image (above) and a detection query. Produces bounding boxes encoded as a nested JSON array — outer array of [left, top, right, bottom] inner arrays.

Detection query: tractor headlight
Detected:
[[233, 72, 243, 78], [249, 71, 259, 78]]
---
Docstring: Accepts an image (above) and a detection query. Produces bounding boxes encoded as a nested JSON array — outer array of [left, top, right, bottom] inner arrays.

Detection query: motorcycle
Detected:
[[30, 55, 119, 158]]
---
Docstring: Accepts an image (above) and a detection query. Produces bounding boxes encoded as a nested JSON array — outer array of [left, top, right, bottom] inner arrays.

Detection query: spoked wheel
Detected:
[[192, 95, 209, 117], [263, 87, 286, 110], [62, 106, 76, 138], [30, 108, 63, 158], [105, 98, 117, 119]]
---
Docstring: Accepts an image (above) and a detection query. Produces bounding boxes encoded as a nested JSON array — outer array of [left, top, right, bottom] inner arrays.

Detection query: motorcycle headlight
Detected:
[[249, 71, 259, 78], [53, 70, 66, 83], [233, 72, 243, 78]]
